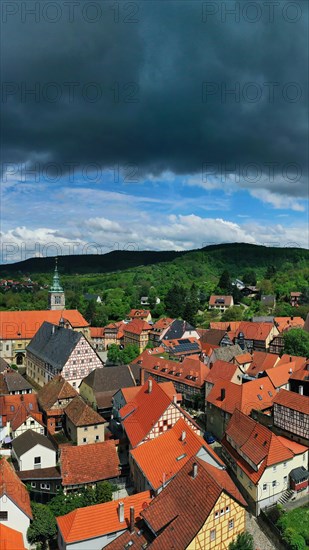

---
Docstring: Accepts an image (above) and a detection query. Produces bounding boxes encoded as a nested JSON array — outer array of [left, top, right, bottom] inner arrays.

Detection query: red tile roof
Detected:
[[0, 394, 42, 430], [210, 321, 241, 331], [234, 353, 252, 364], [274, 317, 305, 332], [57, 491, 152, 544], [265, 361, 301, 388], [276, 355, 307, 368], [246, 351, 279, 376], [0, 525, 26, 550], [61, 440, 120, 486], [0, 458, 32, 519], [0, 309, 89, 339], [64, 396, 105, 426], [222, 410, 297, 483], [37, 375, 78, 411], [276, 436, 308, 455], [150, 317, 174, 330], [209, 295, 233, 306], [207, 377, 275, 416], [141, 456, 246, 549], [124, 319, 152, 335], [205, 360, 238, 385], [128, 309, 151, 319], [90, 327, 104, 338], [237, 321, 275, 341], [130, 418, 223, 490], [133, 354, 209, 389], [273, 389, 309, 415]]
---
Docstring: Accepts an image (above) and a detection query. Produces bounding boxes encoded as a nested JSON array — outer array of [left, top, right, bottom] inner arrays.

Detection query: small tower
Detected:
[[48, 258, 65, 310]]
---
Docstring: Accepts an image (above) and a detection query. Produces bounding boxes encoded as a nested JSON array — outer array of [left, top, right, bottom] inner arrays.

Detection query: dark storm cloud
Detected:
[[1, 0, 308, 197]]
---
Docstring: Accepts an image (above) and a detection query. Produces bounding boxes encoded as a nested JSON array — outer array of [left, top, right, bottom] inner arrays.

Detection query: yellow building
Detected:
[[123, 319, 151, 353]]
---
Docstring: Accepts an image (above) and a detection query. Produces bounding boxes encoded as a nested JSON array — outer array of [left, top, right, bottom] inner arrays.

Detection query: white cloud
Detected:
[[250, 190, 305, 212]]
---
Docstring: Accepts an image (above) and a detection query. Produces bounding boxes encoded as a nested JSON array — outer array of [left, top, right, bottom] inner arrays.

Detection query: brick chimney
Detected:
[[140, 367, 145, 386], [129, 506, 135, 534], [118, 502, 124, 523]]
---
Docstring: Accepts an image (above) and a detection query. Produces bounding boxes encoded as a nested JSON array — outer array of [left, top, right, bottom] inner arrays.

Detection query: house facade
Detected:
[[64, 396, 106, 445], [37, 375, 78, 435], [12, 429, 56, 471], [209, 295, 234, 311], [123, 319, 151, 352], [273, 389, 309, 445]]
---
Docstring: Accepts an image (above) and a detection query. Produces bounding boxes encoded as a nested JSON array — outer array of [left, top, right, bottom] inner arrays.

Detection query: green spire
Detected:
[[50, 257, 63, 292]]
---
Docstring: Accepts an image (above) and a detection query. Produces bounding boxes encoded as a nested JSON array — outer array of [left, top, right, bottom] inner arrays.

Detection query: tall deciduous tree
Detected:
[[27, 503, 57, 547], [283, 329, 309, 357]]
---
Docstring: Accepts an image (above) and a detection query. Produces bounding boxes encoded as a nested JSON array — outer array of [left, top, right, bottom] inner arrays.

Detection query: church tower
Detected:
[[48, 258, 65, 310]]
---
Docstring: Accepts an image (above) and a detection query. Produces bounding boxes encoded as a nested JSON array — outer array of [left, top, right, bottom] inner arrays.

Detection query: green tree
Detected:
[[121, 344, 140, 364], [243, 270, 257, 286], [95, 481, 115, 504], [283, 329, 309, 357], [165, 284, 187, 318], [221, 306, 243, 322], [218, 270, 232, 293], [27, 503, 57, 547], [229, 531, 254, 550], [107, 344, 121, 364]]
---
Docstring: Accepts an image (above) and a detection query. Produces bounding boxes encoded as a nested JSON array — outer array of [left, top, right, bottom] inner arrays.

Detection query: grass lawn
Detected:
[[282, 506, 309, 546]]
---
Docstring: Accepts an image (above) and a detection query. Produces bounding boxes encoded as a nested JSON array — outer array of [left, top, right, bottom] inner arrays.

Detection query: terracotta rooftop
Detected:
[[128, 309, 151, 319], [209, 295, 233, 306], [0, 524, 26, 550], [236, 321, 275, 341], [205, 360, 238, 386], [210, 321, 241, 331], [130, 418, 224, 491], [37, 375, 78, 411], [274, 316, 305, 332], [246, 351, 279, 377], [61, 440, 120, 486], [206, 377, 275, 415], [273, 388, 309, 415], [0, 394, 42, 431], [64, 396, 105, 427], [140, 456, 246, 549], [150, 317, 174, 331], [234, 353, 252, 364], [0, 457, 32, 519], [0, 309, 89, 339], [123, 319, 152, 335], [132, 354, 209, 388], [56, 491, 152, 544], [90, 327, 104, 338], [222, 409, 305, 484], [265, 361, 301, 389], [276, 355, 307, 369]]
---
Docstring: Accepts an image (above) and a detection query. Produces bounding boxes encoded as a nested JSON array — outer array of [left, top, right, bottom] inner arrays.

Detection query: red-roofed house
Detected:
[[56, 491, 152, 550], [131, 353, 209, 405], [235, 321, 279, 352], [60, 440, 120, 492], [0, 458, 32, 548], [209, 295, 234, 311], [148, 317, 174, 346], [103, 321, 126, 349], [114, 456, 247, 550], [289, 362, 309, 396], [206, 377, 276, 440], [273, 389, 309, 445], [0, 309, 90, 365], [130, 418, 225, 494], [123, 319, 152, 352], [90, 326, 105, 350], [127, 309, 152, 322], [221, 409, 308, 514], [265, 361, 302, 391], [205, 360, 242, 398], [0, 394, 44, 442], [119, 378, 200, 449], [245, 351, 280, 377]]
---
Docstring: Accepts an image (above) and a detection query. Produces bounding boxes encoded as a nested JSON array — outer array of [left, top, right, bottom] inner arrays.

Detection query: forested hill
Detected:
[[0, 243, 308, 276]]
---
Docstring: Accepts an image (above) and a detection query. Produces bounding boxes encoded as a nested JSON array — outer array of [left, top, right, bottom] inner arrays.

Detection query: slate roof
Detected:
[[0, 457, 32, 519], [0, 357, 10, 373], [163, 319, 196, 340], [2, 370, 33, 392], [81, 365, 136, 392], [37, 375, 78, 411], [140, 456, 246, 549], [212, 344, 243, 363], [12, 429, 55, 457], [290, 466, 309, 483], [61, 440, 120, 486], [26, 322, 82, 373], [64, 396, 105, 426]]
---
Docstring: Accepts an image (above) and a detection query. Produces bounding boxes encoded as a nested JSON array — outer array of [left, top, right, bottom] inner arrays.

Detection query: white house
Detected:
[[0, 457, 33, 549], [12, 429, 56, 471]]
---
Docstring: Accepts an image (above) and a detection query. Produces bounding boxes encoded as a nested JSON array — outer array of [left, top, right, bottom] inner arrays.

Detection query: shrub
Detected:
[[282, 528, 306, 550]]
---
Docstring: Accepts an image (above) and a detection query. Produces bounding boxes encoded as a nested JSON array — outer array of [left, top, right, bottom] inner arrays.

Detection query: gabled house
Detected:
[[162, 319, 200, 341], [130, 418, 225, 494], [110, 456, 247, 550], [245, 351, 280, 378], [64, 395, 106, 445], [205, 360, 242, 398], [26, 321, 104, 389], [235, 321, 279, 352], [265, 361, 303, 391], [162, 337, 202, 358], [79, 365, 136, 418], [119, 378, 200, 449], [199, 329, 233, 348], [0, 394, 44, 443], [210, 344, 243, 365], [0, 369, 33, 395], [90, 327, 105, 350], [289, 362, 309, 397], [131, 353, 208, 405], [148, 317, 174, 346], [102, 321, 126, 349], [269, 316, 305, 353], [0, 309, 90, 365], [206, 377, 276, 440], [123, 319, 152, 352], [0, 457, 32, 548], [56, 491, 152, 550], [209, 295, 234, 311], [60, 440, 120, 492], [37, 375, 78, 434], [221, 409, 308, 514], [273, 389, 309, 445], [12, 429, 56, 471], [18, 466, 62, 497], [127, 309, 152, 322]]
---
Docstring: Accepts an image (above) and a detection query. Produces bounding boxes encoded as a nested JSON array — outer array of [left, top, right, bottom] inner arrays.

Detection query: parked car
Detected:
[[204, 431, 216, 444]]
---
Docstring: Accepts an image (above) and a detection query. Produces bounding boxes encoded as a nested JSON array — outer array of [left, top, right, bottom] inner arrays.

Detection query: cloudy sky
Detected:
[[1, 0, 308, 262]]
